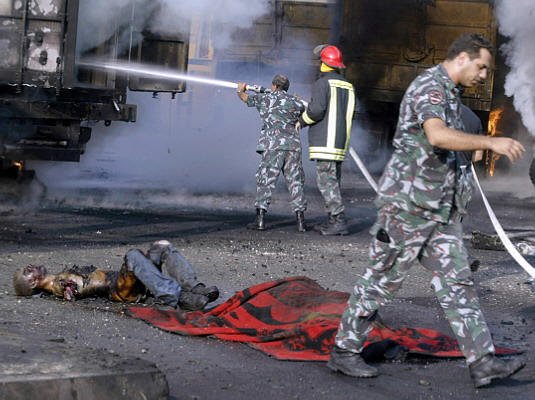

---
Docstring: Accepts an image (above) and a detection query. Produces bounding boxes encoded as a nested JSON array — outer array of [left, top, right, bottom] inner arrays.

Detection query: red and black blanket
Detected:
[[127, 276, 519, 361]]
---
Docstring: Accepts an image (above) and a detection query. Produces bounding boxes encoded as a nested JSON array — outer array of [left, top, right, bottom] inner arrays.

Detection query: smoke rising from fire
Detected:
[[495, 0, 535, 136], [31, 0, 332, 208], [77, 0, 270, 54]]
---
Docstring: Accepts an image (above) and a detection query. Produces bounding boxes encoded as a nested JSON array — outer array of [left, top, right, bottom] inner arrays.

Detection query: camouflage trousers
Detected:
[[255, 149, 306, 212], [335, 205, 495, 364], [316, 160, 344, 216]]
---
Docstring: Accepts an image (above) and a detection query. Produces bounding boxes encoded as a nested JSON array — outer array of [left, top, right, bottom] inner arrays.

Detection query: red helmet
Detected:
[[320, 45, 345, 68]]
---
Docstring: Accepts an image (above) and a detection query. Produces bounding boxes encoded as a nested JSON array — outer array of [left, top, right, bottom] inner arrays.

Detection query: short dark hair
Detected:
[[446, 33, 494, 60], [272, 74, 290, 91]]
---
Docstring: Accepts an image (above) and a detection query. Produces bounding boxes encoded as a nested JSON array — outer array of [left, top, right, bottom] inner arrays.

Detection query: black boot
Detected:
[[313, 213, 334, 232], [191, 283, 219, 303], [296, 211, 306, 232], [320, 212, 349, 236], [247, 208, 266, 230], [178, 291, 209, 311], [469, 354, 525, 388], [327, 346, 379, 378]]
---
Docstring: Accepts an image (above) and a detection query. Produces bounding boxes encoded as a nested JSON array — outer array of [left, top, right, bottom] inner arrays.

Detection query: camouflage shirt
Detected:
[[246, 90, 305, 152], [375, 64, 464, 223]]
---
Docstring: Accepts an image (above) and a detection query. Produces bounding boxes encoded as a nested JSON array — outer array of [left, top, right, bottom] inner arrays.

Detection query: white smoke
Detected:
[[77, 0, 137, 54], [30, 0, 323, 205], [152, 0, 270, 48], [495, 0, 535, 136], [77, 0, 270, 53]]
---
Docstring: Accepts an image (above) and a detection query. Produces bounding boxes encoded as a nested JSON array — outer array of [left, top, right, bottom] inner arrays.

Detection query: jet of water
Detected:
[[77, 60, 240, 89]]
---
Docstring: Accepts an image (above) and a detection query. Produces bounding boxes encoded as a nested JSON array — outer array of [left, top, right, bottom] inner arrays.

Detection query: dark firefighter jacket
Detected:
[[300, 71, 356, 161]]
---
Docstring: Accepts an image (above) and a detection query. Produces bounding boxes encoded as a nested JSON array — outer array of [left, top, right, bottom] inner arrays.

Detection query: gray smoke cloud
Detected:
[[76, 0, 132, 54], [496, 0, 535, 136], [152, 0, 270, 48], [35, 87, 263, 192], [30, 0, 327, 207], [77, 0, 271, 54]]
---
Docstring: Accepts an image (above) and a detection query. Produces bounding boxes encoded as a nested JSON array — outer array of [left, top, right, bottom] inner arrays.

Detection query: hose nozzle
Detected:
[[245, 84, 271, 93]]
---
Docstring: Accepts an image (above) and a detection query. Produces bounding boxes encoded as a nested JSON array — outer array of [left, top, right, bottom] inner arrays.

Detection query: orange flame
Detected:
[[487, 108, 503, 137], [485, 107, 504, 176]]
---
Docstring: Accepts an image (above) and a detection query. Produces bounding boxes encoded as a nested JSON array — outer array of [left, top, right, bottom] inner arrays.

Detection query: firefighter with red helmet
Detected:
[[300, 45, 356, 235]]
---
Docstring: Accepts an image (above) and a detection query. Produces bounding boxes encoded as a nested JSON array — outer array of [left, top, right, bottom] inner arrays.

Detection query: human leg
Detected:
[[334, 209, 433, 351], [420, 217, 524, 386], [316, 161, 347, 235], [282, 150, 307, 231], [159, 245, 197, 290], [125, 249, 208, 310], [250, 150, 284, 230], [282, 150, 307, 212], [124, 249, 182, 307], [330, 208, 434, 376], [254, 150, 284, 211], [420, 218, 494, 363], [315, 160, 344, 216], [160, 244, 219, 302]]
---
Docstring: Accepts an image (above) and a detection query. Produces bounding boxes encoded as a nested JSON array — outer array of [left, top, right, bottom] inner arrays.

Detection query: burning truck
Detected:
[[0, 0, 524, 185], [222, 0, 521, 176], [339, 0, 498, 157], [0, 0, 189, 179]]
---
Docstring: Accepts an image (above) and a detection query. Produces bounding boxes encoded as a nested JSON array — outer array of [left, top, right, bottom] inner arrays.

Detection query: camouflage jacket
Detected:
[[246, 90, 305, 152], [375, 64, 464, 223]]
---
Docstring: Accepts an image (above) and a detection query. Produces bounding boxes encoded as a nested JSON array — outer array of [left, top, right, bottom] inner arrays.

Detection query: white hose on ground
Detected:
[[471, 164, 535, 278], [346, 152, 535, 278]]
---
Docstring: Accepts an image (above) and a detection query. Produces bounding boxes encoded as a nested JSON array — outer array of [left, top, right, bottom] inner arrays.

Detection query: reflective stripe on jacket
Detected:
[[301, 72, 355, 161]]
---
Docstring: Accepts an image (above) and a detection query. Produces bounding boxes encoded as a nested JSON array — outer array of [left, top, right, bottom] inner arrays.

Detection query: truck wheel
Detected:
[[530, 158, 535, 186]]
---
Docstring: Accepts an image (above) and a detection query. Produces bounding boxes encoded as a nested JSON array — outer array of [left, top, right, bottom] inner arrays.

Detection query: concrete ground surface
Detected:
[[1, 171, 535, 399]]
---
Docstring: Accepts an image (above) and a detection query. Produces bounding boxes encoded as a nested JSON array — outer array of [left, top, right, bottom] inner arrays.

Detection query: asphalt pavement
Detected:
[[1, 172, 534, 399]]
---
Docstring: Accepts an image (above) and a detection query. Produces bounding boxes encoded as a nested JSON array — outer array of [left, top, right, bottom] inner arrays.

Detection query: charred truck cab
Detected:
[[0, 0, 188, 177]]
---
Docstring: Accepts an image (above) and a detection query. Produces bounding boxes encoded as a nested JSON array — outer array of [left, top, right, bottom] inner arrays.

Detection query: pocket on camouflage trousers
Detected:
[[369, 228, 399, 272]]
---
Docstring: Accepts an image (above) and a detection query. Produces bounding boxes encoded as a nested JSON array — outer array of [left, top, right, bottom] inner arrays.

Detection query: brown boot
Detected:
[[296, 211, 306, 232], [469, 354, 525, 388], [247, 208, 266, 230]]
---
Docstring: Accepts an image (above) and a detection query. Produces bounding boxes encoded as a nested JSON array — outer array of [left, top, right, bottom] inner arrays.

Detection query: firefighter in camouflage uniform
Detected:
[[300, 45, 356, 236], [328, 34, 526, 388], [237, 75, 307, 232]]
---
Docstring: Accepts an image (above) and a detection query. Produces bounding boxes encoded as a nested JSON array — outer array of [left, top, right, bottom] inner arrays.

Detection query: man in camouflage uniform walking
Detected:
[[328, 34, 526, 388], [237, 75, 307, 232]]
